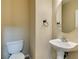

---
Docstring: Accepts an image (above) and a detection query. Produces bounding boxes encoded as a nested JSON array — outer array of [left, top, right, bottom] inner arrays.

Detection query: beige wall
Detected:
[[68, 51, 78, 59], [52, 0, 63, 38], [1, 0, 57, 59], [52, 0, 78, 59], [35, 0, 53, 59], [62, 0, 78, 59], [1, 0, 30, 59], [29, 0, 36, 59], [2, 0, 77, 59], [62, 0, 78, 33], [29, 0, 57, 59]]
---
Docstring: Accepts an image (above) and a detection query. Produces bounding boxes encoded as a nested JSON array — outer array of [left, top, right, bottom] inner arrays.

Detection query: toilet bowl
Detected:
[[9, 52, 25, 59], [7, 40, 25, 59]]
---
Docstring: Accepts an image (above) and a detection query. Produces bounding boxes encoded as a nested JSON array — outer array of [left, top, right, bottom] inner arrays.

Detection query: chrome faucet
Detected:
[[61, 37, 68, 42]]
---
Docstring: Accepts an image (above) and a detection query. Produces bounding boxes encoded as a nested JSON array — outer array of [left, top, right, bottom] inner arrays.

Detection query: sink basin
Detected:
[[49, 39, 77, 51], [49, 39, 77, 59]]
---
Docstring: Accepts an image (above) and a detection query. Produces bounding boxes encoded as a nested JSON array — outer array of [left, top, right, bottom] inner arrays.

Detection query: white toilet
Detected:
[[7, 40, 25, 59]]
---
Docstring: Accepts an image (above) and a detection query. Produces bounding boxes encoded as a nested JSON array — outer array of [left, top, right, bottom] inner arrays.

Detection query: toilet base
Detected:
[[25, 54, 31, 59]]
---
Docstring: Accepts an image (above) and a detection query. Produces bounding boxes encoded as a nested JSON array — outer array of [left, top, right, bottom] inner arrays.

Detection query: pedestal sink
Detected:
[[49, 39, 77, 59]]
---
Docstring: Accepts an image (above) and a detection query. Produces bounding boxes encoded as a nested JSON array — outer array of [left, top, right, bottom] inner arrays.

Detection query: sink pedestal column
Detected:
[[57, 50, 64, 59]]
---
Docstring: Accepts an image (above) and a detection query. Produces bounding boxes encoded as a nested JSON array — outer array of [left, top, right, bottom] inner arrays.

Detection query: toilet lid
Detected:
[[9, 53, 25, 59]]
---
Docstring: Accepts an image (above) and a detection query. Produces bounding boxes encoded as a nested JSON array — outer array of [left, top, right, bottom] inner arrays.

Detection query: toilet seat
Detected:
[[9, 53, 25, 59]]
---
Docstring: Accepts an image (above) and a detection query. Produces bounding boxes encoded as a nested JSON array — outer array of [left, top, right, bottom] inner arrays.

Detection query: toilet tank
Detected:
[[7, 40, 23, 54]]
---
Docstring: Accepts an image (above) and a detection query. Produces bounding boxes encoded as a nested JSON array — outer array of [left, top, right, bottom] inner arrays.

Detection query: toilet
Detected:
[[7, 40, 25, 59]]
